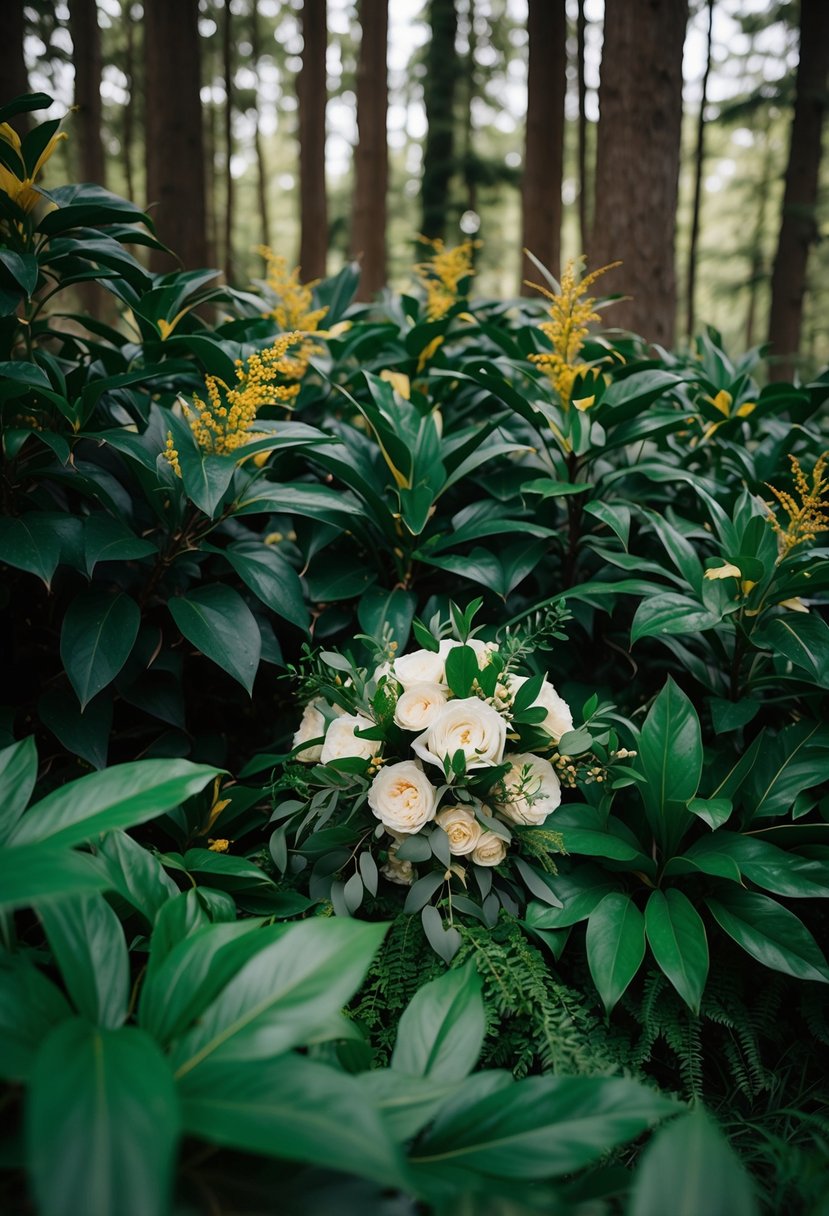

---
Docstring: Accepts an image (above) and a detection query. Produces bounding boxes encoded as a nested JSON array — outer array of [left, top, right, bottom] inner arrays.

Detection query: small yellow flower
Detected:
[[0, 122, 67, 213], [413, 236, 479, 323], [162, 431, 181, 478], [256, 247, 327, 382], [766, 452, 829, 558], [208, 838, 231, 853]]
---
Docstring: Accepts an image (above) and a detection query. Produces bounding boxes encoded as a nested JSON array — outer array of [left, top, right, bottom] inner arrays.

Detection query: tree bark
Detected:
[[69, 0, 105, 186], [222, 0, 234, 284], [576, 0, 589, 255], [521, 0, 566, 292], [1, 0, 29, 134], [684, 0, 713, 340], [421, 0, 458, 240], [298, 0, 328, 280], [251, 0, 271, 250], [144, 0, 209, 272], [591, 0, 688, 346], [122, 14, 136, 201], [767, 0, 829, 380], [350, 0, 388, 299]]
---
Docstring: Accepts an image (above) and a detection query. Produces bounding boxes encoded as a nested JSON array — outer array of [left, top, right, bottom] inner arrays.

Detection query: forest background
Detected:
[[2, 0, 827, 377]]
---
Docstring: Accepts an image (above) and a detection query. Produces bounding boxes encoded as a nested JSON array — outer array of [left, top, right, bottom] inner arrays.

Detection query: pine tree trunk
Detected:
[[576, 0, 589, 255], [350, 0, 388, 299], [767, 0, 829, 380], [223, 0, 234, 284], [591, 0, 688, 346], [298, 0, 328, 280], [144, 0, 209, 272], [1, 0, 29, 133], [745, 136, 774, 350], [69, 0, 105, 185], [685, 0, 713, 340], [251, 0, 271, 250], [521, 0, 566, 292], [122, 15, 136, 201], [421, 0, 458, 241]]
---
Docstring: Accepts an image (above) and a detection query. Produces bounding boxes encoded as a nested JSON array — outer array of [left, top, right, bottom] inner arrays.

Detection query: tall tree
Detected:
[[576, 0, 589, 255], [1, 0, 29, 131], [121, 12, 137, 201], [350, 0, 388, 299], [144, 0, 208, 271], [521, 0, 566, 291], [250, 0, 272, 250], [298, 0, 328, 280], [767, 0, 829, 379], [421, 0, 458, 240], [591, 0, 688, 346], [69, 0, 105, 186], [684, 0, 714, 340], [222, 0, 235, 283]]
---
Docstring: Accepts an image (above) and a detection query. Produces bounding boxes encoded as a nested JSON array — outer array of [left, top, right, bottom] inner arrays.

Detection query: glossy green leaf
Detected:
[[0, 513, 62, 586], [586, 892, 646, 1014], [170, 918, 387, 1076], [95, 830, 180, 923], [391, 961, 485, 1081], [524, 866, 619, 929], [645, 889, 709, 1013], [38, 894, 129, 1028], [358, 585, 417, 650], [687, 797, 732, 830], [630, 1107, 758, 1216], [60, 591, 140, 709], [179, 1054, 406, 1188], [0, 736, 37, 842], [168, 584, 261, 694], [0, 846, 109, 911], [221, 542, 309, 631], [10, 758, 220, 848], [638, 677, 701, 855], [744, 720, 829, 821], [704, 832, 829, 899], [83, 514, 156, 576], [0, 953, 72, 1081], [707, 890, 829, 983], [39, 687, 112, 770], [756, 613, 829, 688], [631, 594, 721, 645], [27, 1019, 180, 1216]]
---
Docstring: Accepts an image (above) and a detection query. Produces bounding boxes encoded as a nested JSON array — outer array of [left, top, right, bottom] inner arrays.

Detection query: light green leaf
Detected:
[[391, 960, 485, 1082], [586, 892, 646, 1014], [38, 894, 129, 1028], [0, 736, 37, 842]]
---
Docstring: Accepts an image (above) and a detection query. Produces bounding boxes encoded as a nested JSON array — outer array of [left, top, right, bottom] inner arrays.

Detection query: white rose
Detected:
[[435, 805, 482, 856], [393, 648, 446, 689], [292, 699, 326, 761], [381, 845, 414, 886], [471, 831, 508, 867], [496, 752, 562, 825], [368, 760, 438, 833], [413, 697, 507, 772], [394, 682, 448, 731], [507, 675, 573, 744], [319, 713, 376, 764]]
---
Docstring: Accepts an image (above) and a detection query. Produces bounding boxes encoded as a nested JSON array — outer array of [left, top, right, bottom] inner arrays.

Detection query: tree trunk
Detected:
[[350, 0, 388, 299], [1, 0, 29, 134], [684, 0, 713, 340], [222, 0, 234, 284], [251, 0, 271, 250], [122, 14, 136, 201], [144, 0, 209, 272], [421, 0, 458, 241], [298, 0, 328, 280], [767, 0, 829, 380], [69, 0, 105, 185], [521, 0, 566, 292], [745, 135, 774, 350], [591, 0, 688, 346], [576, 0, 589, 255]]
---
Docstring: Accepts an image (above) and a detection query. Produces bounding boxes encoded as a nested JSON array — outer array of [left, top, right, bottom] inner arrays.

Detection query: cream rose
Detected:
[[319, 713, 376, 764], [497, 752, 562, 825], [471, 831, 508, 866], [292, 699, 326, 761], [381, 845, 414, 886], [368, 760, 438, 833], [507, 675, 573, 744], [435, 805, 483, 856], [392, 648, 446, 689], [394, 682, 448, 731], [413, 697, 507, 772]]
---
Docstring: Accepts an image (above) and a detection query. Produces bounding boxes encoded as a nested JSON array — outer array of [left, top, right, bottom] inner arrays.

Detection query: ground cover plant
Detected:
[[2, 96, 829, 1215]]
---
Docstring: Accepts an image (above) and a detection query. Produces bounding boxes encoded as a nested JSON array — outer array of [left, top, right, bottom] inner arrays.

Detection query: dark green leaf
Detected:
[[707, 890, 829, 983], [638, 678, 701, 856], [0, 736, 37, 842], [168, 585, 261, 694], [391, 961, 485, 1081], [60, 591, 140, 709], [221, 542, 309, 632], [0, 953, 71, 1081], [586, 892, 646, 1014], [38, 894, 129, 1028], [645, 889, 709, 1013]]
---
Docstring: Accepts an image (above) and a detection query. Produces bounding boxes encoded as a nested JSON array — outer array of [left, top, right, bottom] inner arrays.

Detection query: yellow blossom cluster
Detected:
[[528, 258, 620, 409], [413, 236, 479, 321], [163, 432, 181, 477], [0, 121, 67, 215], [766, 451, 829, 558], [257, 246, 327, 381], [182, 333, 302, 456]]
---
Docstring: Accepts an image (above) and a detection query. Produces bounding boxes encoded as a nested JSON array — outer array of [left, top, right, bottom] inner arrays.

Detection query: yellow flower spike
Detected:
[[766, 452, 829, 559], [412, 236, 479, 324], [704, 561, 742, 580], [379, 370, 411, 400]]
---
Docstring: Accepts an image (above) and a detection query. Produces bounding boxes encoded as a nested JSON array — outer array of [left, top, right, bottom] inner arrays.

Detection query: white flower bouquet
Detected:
[[271, 602, 626, 960]]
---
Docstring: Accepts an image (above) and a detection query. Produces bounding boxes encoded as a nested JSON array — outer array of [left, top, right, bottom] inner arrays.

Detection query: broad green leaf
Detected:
[[744, 720, 829, 821], [60, 591, 140, 709], [0, 953, 71, 1081], [179, 1054, 406, 1188], [638, 677, 701, 856], [95, 830, 180, 923], [630, 1107, 758, 1216], [221, 542, 309, 632], [645, 889, 709, 1013], [358, 585, 417, 650], [411, 1074, 677, 1180], [27, 1019, 180, 1216], [444, 645, 480, 698], [631, 594, 722, 645], [523, 866, 619, 929], [0, 736, 37, 842], [707, 890, 829, 983], [0, 513, 62, 586], [83, 514, 156, 576], [10, 758, 220, 848], [391, 961, 485, 1081], [755, 613, 829, 688], [0, 846, 108, 911], [586, 893, 646, 1013], [687, 797, 733, 830], [358, 1069, 461, 1141], [170, 918, 387, 1076], [704, 832, 829, 899], [39, 686, 112, 770], [168, 584, 261, 694], [38, 894, 129, 1028]]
